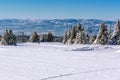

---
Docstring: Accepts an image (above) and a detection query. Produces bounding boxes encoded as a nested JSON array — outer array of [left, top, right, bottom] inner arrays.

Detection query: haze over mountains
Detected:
[[0, 19, 115, 36]]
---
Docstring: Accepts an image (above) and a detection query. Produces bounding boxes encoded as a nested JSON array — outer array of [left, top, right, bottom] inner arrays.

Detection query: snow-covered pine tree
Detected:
[[63, 30, 68, 44], [63, 29, 71, 44], [29, 31, 39, 43], [108, 20, 120, 45], [8, 29, 17, 45], [67, 29, 71, 40], [71, 25, 76, 39], [93, 22, 109, 45], [67, 25, 76, 44], [74, 31, 83, 44], [39, 34, 45, 42], [47, 32, 53, 42], [74, 27, 89, 44], [40, 33, 51, 42], [1, 29, 9, 45], [18, 32, 25, 43], [1, 29, 16, 45], [107, 26, 111, 40]]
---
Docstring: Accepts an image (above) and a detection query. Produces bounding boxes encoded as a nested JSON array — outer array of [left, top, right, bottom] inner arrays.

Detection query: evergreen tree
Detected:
[[63, 29, 71, 44], [74, 26, 86, 44], [93, 22, 109, 45], [74, 31, 82, 44], [107, 26, 111, 35], [67, 25, 76, 44], [17, 32, 26, 43], [67, 29, 71, 40], [108, 20, 120, 45], [63, 30, 68, 44], [21, 32, 25, 43], [29, 31, 39, 43], [70, 26, 76, 40], [47, 32, 53, 42], [40, 34, 45, 42], [1, 29, 16, 45], [107, 26, 111, 40]]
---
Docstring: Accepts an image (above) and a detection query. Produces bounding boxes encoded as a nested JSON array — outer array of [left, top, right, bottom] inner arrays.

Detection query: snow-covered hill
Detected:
[[0, 19, 115, 36], [0, 42, 120, 80]]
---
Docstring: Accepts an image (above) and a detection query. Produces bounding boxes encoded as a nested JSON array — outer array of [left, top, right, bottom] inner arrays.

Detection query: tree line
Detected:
[[0, 20, 120, 46], [63, 20, 120, 45], [0, 30, 54, 45]]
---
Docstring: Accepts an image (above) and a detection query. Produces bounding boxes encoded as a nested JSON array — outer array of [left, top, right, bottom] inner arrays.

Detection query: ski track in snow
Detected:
[[40, 67, 120, 80]]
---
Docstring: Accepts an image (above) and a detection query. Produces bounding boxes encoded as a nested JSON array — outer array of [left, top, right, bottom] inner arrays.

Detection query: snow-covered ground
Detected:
[[0, 42, 120, 80]]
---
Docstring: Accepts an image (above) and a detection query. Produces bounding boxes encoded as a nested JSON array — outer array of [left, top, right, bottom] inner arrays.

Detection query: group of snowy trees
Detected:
[[29, 31, 53, 43], [1, 20, 120, 46], [63, 22, 90, 44], [63, 20, 120, 45], [63, 22, 95, 45], [0, 30, 53, 45], [1, 29, 17, 45]]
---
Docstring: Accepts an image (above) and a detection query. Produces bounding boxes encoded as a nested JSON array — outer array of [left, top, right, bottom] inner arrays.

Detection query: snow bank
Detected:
[[72, 45, 113, 51]]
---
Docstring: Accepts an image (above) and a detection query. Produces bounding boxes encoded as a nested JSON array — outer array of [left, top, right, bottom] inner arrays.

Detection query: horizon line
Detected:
[[0, 18, 117, 21]]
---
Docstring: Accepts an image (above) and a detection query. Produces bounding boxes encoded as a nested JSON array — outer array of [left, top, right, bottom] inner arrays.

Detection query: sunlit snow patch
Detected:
[[0, 48, 7, 51], [116, 50, 120, 53]]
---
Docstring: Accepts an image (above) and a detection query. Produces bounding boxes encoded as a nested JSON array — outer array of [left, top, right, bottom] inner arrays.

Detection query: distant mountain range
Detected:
[[0, 19, 116, 36]]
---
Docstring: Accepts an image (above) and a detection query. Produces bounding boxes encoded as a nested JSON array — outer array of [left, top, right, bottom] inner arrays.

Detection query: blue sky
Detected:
[[0, 0, 119, 20]]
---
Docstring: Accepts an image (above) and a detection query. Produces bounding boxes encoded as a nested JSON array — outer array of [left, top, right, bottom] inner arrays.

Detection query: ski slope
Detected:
[[0, 42, 120, 80]]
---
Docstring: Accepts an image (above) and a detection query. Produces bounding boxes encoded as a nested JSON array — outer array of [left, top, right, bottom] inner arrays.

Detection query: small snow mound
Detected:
[[96, 46, 113, 50], [72, 46, 113, 51], [72, 47, 94, 51]]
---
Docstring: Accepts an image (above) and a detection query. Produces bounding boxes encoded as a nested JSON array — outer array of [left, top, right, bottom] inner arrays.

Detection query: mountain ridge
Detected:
[[0, 19, 116, 35]]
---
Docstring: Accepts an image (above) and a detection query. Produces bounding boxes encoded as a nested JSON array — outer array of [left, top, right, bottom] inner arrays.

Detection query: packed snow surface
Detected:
[[0, 42, 120, 80]]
